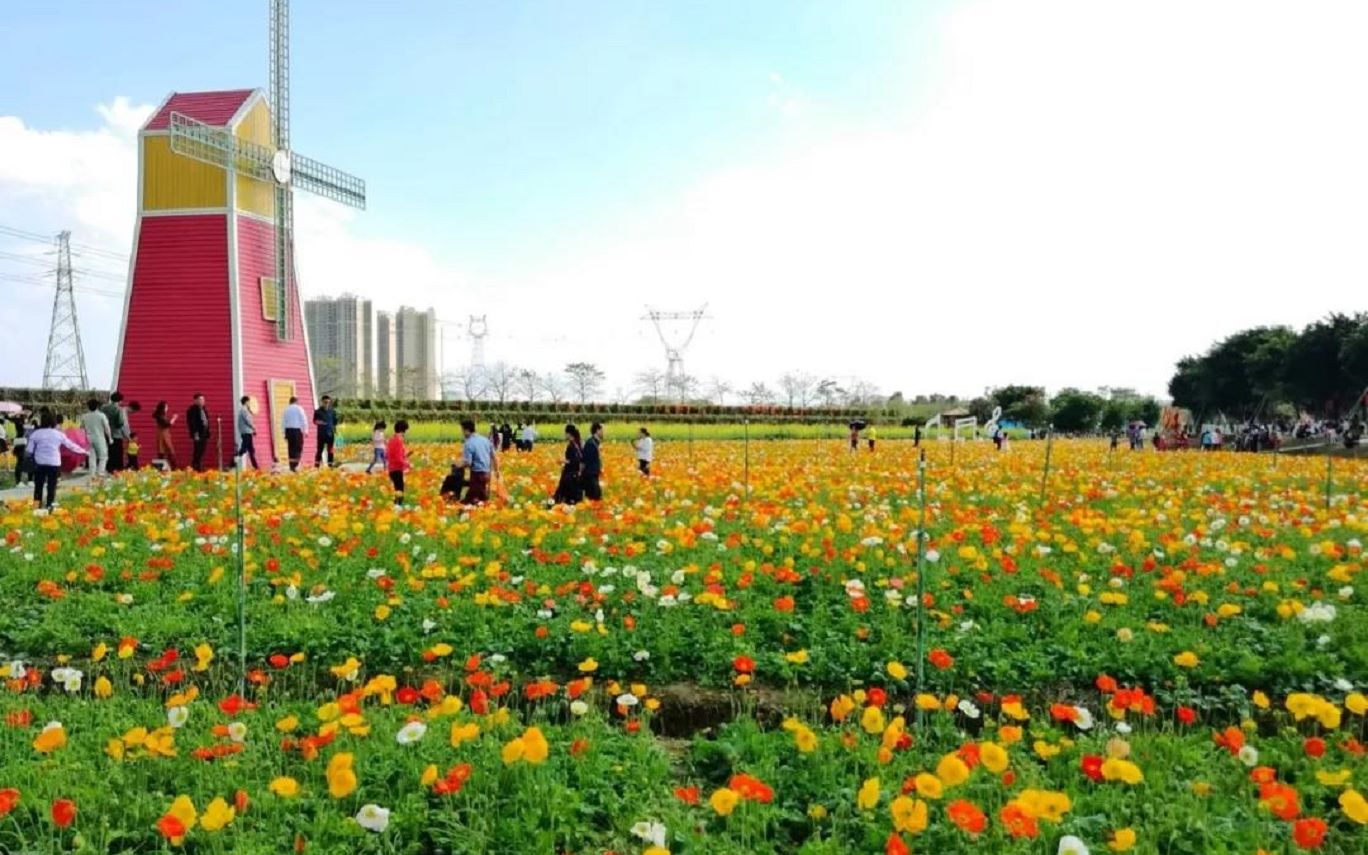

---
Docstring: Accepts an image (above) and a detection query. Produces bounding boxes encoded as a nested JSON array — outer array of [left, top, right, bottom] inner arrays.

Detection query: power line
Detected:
[[0, 223, 129, 262]]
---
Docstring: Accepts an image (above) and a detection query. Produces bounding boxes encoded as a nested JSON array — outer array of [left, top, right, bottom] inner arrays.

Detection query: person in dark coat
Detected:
[[313, 396, 337, 468], [580, 422, 603, 502], [187, 393, 211, 472], [439, 464, 466, 503], [553, 424, 584, 505]]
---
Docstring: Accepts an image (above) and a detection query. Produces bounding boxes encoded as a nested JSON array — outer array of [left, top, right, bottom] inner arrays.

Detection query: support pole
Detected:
[[1324, 451, 1333, 512], [913, 449, 928, 729], [1038, 426, 1054, 507], [216, 417, 224, 471], [235, 456, 247, 696], [743, 419, 750, 503]]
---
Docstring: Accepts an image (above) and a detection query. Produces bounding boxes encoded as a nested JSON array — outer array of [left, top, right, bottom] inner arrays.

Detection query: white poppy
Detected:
[[630, 820, 667, 848], [356, 803, 390, 833], [227, 721, 247, 743], [1072, 706, 1094, 731], [570, 700, 589, 717], [633, 650, 650, 662], [1238, 745, 1259, 767], [616, 693, 640, 708], [957, 699, 981, 719], [1057, 835, 1090, 855], [167, 705, 189, 728], [395, 721, 428, 745]]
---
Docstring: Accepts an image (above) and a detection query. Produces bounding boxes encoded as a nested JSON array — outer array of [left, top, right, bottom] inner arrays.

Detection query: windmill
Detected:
[[114, 0, 366, 469], [644, 305, 709, 401]]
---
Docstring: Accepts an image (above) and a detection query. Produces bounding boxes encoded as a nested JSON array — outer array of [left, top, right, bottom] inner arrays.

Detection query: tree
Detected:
[[966, 397, 996, 424], [564, 362, 605, 405], [845, 379, 880, 408], [514, 368, 540, 402], [634, 369, 666, 402], [1050, 388, 1105, 433], [541, 372, 566, 404], [991, 385, 1049, 427], [707, 377, 733, 406], [1340, 322, 1368, 401], [778, 372, 815, 408], [668, 373, 700, 402], [743, 382, 775, 405], [1283, 314, 1359, 416], [814, 378, 842, 407], [445, 367, 486, 402], [484, 362, 515, 404]]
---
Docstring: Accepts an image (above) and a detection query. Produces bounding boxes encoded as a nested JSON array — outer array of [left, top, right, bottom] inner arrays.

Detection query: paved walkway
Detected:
[[0, 471, 95, 504]]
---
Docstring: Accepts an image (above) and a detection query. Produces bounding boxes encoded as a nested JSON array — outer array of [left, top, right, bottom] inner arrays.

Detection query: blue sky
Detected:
[[1, 1, 934, 274], [2, 1, 1365, 397]]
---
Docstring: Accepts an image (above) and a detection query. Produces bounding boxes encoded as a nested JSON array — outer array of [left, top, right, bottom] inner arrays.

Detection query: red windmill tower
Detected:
[[113, 0, 365, 469]]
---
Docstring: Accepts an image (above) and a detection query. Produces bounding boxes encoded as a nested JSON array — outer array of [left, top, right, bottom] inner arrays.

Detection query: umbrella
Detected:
[[0, 402, 22, 415], [59, 427, 90, 473]]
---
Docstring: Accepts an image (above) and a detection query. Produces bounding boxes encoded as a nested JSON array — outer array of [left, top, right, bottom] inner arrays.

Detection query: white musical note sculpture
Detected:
[[953, 416, 979, 442], [982, 406, 1003, 438], [925, 413, 944, 441]]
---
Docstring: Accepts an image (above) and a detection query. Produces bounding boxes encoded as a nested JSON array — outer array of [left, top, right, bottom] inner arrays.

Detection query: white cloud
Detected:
[[4, 0, 1366, 401]]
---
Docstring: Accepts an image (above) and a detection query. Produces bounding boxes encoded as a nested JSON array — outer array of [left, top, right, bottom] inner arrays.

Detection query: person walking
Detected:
[[153, 401, 179, 470], [914, 424, 922, 448], [866, 424, 877, 452], [235, 396, 259, 470], [501, 423, 514, 454], [27, 411, 86, 510], [581, 422, 604, 501], [313, 396, 337, 468], [102, 392, 127, 473], [78, 399, 112, 478], [520, 422, 537, 452], [633, 427, 654, 476], [385, 419, 410, 506], [365, 420, 387, 474], [553, 424, 584, 505], [282, 396, 308, 471], [460, 418, 495, 504], [10, 414, 30, 485], [187, 393, 211, 472]]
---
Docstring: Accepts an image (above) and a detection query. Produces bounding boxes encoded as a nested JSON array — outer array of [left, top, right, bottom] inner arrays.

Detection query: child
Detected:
[[365, 420, 387, 474], [439, 464, 465, 503], [385, 420, 410, 506], [126, 432, 142, 470]]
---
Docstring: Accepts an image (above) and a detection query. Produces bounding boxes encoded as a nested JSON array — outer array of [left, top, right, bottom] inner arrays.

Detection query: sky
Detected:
[[1, 0, 1364, 400]]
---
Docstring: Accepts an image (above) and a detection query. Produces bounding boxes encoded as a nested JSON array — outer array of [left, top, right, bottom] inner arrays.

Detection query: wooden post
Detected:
[[1038, 426, 1055, 507], [914, 448, 928, 729]]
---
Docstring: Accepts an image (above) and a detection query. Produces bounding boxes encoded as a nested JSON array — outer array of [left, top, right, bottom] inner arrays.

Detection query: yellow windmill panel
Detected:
[[142, 135, 227, 210], [234, 99, 275, 219]]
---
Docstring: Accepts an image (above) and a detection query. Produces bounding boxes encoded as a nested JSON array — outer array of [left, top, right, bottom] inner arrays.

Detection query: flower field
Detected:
[[1, 440, 1365, 853]]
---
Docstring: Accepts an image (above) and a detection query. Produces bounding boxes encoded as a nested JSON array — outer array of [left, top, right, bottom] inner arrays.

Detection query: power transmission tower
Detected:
[[468, 315, 488, 369], [42, 231, 89, 389], [643, 304, 709, 401]]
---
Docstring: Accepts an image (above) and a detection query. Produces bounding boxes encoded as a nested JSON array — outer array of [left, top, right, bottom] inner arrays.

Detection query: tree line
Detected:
[[1168, 313, 1368, 421], [961, 385, 1162, 434]]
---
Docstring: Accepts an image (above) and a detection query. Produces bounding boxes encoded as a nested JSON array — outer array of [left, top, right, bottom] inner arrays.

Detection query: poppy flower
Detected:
[[885, 832, 910, 855], [928, 648, 954, 670], [51, 798, 76, 828], [1304, 737, 1326, 759], [1292, 817, 1328, 850], [1081, 754, 1105, 782], [732, 656, 755, 674], [674, 786, 700, 805], [1176, 706, 1197, 725], [0, 788, 20, 818], [947, 799, 987, 835]]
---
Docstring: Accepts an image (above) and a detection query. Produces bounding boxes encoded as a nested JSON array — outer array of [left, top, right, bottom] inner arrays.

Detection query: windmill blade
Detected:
[[167, 112, 274, 182], [291, 152, 366, 209]]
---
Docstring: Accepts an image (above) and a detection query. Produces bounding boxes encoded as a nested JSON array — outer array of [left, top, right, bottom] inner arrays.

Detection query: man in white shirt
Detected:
[[282, 396, 309, 472], [520, 423, 537, 452]]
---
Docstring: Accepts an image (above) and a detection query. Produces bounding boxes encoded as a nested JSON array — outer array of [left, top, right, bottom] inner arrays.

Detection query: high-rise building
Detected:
[[304, 295, 374, 398], [375, 306, 439, 399], [376, 311, 397, 399]]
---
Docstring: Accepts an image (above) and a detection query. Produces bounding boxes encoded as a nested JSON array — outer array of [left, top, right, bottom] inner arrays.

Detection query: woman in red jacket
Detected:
[[385, 420, 410, 506]]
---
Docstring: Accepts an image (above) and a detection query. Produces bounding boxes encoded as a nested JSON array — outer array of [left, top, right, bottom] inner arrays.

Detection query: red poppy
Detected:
[[268, 654, 290, 669], [674, 786, 700, 805], [470, 688, 489, 715], [885, 833, 910, 855], [867, 688, 887, 708], [773, 595, 795, 613], [1292, 817, 1328, 850], [1176, 706, 1197, 725], [957, 742, 981, 769], [728, 773, 774, 803], [1213, 726, 1245, 755], [1095, 674, 1118, 694], [732, 656, 755, 674], [156, 814, 187, 841], [6, 710, 32, 728], [1250, 766, 1277, 785], [396, 686, 420, 705], [0, 788, 19, 817], [218, 694, 257, 716], [1258, 781, 1301, 821], [570, 738, 590, 757], [1080, 754, 1105, 782], [234, 789, 250, 815], [1303, 737, 1326, 759], [928, 648, 954, 670], [947, 799, 987, 835], [50, 798, 76, 828], [1000, 803, 1039, 839]]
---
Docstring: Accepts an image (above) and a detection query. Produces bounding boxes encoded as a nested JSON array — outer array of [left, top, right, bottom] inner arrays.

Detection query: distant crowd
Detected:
[[2, 389, 659, 512]]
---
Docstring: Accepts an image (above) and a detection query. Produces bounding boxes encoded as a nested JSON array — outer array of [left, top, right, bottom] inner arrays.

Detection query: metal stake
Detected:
[[1324, 451, 1333, 512], [914, 449, 928, 729], [216, 416, 223, 471], [743, 419, 750, 503], [1038, 426, 1054, 507], [235, 454, 247, 696]]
